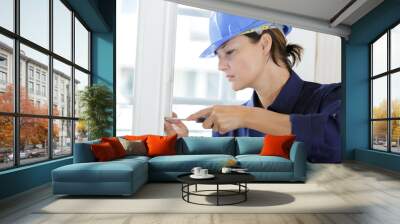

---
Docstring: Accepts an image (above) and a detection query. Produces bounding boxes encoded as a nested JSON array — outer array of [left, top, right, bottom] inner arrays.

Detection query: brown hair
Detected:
[[244, 29, 303, 71]]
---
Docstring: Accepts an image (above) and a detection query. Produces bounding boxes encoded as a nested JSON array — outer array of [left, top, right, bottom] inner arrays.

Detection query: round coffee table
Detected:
[[177, 172, 255, 206]]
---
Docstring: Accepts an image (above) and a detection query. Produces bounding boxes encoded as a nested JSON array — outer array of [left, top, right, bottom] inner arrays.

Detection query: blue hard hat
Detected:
[[200, 12, 292, 58]]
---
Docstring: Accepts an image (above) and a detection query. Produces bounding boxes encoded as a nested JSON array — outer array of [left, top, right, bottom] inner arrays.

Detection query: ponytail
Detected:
[[244, 28, 303, 70]]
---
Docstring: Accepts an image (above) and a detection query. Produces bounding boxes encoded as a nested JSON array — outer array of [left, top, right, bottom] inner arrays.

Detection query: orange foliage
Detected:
[[0, 84, 60, 149]]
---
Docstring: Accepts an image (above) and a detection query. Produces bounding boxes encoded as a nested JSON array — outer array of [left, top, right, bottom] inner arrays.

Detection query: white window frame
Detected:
[[132, 0, 178, 135]]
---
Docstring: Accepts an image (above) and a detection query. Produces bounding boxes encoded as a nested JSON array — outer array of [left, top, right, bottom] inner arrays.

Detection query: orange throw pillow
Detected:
[[101, 137, 127, 158], [91, 142, 117, 161], [146, 134, 177, 157], [124, 135, 150, 141], [259, 134, 296, 159]]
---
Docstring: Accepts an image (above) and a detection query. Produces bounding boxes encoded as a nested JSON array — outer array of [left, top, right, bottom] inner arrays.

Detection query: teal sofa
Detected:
[[52, 137, 307, 196]]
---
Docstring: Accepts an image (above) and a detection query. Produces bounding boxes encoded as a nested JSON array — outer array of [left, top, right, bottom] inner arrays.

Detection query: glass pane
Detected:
[[173, 70, 220, 99], [75, 120, 88, 143], [0, 34, 14, 112], [391, 24, 400, 70], [53, 0, 72, 60], [174, 6, 222, 99], [372, 121, 388, 151], [20, 0, 49, 49], [53, 59, 72, 117], [391, 120, 400, 153], [20, 44, 49, 115], [372, 77, 387, 119], [0, 116, 13, 170], [171, 104, 211, 137], [116, 103, 133, 136], [20, 117, 49, 165], [74, 18, 89, 69], [0, 0, 14, 31], [372, 33, 387, 76], [391, 72, 400, 118], [74, 69, 89, 118], [53, 119, 72, 158]]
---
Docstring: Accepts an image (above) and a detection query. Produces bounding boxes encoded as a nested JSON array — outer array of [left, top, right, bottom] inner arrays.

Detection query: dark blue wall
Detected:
[[0, 0, 116, 200], [344, 0, 400, 171]]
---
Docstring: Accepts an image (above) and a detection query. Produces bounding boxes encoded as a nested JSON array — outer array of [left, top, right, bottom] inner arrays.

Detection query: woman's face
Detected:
[[216, 35, 267, 91]]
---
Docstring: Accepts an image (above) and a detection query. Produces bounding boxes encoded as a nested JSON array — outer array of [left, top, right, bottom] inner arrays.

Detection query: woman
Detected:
[[165, 12, 341, 163]]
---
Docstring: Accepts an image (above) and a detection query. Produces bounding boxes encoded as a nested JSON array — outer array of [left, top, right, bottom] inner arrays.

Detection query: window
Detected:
[[0, 0, 14, 31], [370, 23, 400, 154], [0, 35, 13, 113], [35, 70, 40, 81], [74, 18, 89, 70], [19, 117, 49, 165], [42, 85, 46, 97], [0, 71, 6, 85], [53, 0, 72, 60], [36, 84, 40, 95], [0, 54, 7, 67], [53, 59, 72, 117], [0, 0, 91, 170], [28, 81, 34, 94], [20, 0, 49, 49], [74, 69, 89, 119], [28, 67, 34, 80], [52, 119, 72, 158], [0, 116, 13, 170]]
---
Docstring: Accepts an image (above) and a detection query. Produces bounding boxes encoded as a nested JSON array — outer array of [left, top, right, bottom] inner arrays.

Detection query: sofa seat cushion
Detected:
[[149, 154, 235, 172], [116, 155, 150, 163], [236, 155, 293, 172], [52, 159, 147, 183]]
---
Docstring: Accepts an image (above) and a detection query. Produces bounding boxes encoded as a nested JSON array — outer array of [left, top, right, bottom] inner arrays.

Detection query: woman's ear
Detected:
[[260, 33, 272, 56]]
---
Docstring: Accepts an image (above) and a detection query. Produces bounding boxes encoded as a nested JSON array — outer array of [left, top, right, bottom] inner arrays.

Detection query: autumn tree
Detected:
[[372, 99, 400, 143], [0, 84, 60, 152]]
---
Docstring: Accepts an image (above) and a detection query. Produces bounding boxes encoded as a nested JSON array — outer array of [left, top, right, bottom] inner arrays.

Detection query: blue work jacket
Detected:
[[213, 71, 341, 163]]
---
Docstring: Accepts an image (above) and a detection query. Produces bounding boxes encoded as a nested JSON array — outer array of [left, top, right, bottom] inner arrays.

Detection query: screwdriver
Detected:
[[164, 116, 207, 123]]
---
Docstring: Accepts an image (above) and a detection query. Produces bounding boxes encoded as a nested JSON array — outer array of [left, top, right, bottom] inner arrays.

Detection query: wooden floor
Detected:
[[1, 161, 400, 224]]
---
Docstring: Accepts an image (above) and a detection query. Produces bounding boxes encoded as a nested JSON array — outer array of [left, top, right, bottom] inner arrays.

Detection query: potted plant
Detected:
[[79, 84, 113, 140]]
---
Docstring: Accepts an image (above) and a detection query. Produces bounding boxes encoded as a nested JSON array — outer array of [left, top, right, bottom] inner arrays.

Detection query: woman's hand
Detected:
[[186, 105, 250, 135], [164, 112, 189, 138]]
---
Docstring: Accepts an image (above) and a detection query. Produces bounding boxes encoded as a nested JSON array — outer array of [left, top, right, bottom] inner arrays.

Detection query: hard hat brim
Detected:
[[199, 21, 291, 58], [199, 36, 233, 58]]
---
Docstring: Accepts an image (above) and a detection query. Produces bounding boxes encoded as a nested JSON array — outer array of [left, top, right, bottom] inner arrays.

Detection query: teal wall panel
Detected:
[[0, 158, 72, 199], [91, 32, 115, 136], [344, 0, 400, 171], [355, 149, 400, 172]]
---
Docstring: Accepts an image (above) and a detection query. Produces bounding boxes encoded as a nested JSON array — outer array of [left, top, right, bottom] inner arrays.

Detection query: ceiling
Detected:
[[166, 0, 384, 38]]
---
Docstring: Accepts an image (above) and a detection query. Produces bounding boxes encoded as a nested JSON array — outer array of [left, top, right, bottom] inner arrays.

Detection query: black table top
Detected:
[[177, 172, 255, 185]]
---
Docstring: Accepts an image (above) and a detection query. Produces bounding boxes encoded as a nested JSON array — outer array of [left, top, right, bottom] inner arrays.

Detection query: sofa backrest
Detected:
[[235, 137, 264, 155], [73, 139, 100, 163], [73, 136, 267, 162], [177, 137, 236, 155]]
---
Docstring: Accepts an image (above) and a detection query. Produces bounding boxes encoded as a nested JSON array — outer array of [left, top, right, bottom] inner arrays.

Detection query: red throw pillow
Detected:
[[91, 142, 117, 161], [146, 134, 177, 157], [101, 137, 127, 158], [259, 134, 296, 159]]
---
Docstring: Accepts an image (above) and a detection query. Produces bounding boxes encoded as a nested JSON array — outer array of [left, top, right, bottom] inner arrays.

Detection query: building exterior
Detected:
[[0, 41, 77, 152]]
